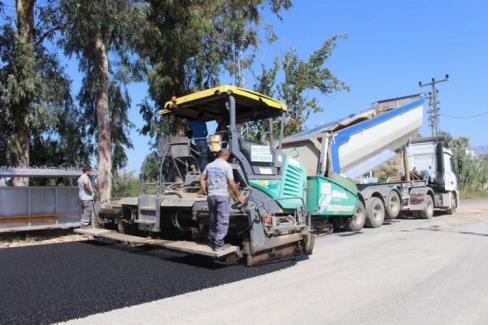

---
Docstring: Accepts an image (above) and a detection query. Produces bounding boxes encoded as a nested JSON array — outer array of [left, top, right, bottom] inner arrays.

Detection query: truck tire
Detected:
[[346, 200, 366, 231], [446, 194, 457, 215], [365, 197, 385, 228], [419, 195, 434, 219], [385, 190, 401, 219]]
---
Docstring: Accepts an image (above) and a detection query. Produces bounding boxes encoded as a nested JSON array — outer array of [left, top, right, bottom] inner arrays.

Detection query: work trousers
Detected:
[[195, 139, 208, 172], [207, 195, 230, 247], [81, 200, 93, 226]]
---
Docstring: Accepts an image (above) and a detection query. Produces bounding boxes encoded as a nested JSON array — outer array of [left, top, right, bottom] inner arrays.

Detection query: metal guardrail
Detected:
[[0, 167, 97, 177]]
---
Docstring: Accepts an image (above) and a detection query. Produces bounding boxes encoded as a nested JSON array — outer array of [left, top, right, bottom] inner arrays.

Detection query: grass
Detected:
[[460, 190, 488, 200]]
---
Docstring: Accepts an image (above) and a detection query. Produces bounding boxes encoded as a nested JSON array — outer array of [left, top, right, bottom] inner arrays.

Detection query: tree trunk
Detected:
[[95, 37, 112, 203], [12, 0, 34, 186]]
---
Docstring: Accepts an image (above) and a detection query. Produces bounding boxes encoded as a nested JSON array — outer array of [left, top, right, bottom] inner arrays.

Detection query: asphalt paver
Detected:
[[0, 241, 295, 324]]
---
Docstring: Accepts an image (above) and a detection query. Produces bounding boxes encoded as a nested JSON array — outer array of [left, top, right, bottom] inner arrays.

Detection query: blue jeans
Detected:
[[207, 195, 230, 247], [195, 139, 208, 172]]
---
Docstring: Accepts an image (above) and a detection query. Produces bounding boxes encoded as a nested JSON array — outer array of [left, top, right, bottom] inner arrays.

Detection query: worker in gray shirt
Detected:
[[199, 149, 245, 250], [77, 166, 94, 226]]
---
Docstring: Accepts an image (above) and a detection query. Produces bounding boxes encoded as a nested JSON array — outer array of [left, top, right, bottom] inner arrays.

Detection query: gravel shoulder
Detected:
[[0, 229, 89, 249], [64, 199, 488, 325]]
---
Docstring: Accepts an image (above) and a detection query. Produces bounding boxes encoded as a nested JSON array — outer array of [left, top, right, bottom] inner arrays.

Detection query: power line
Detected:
[[442, 111, 488, 119]]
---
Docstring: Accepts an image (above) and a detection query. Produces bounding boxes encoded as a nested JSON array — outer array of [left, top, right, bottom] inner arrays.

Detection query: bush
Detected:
[[112, 171, 140, 198]]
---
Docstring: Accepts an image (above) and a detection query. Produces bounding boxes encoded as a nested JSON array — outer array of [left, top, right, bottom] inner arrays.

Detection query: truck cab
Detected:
[[408, 137, 458, 192], [408, 137, 459, 211]]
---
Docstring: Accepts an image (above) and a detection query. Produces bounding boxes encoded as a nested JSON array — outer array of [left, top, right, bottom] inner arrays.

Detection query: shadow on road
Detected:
[[336, 231, 364, 238], [397, 224, 488, 238], [81, 239, 302, 270], [458, 231, 488, 237]]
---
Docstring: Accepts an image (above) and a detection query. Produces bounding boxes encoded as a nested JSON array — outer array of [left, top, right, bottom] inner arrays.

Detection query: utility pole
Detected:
[[418, 74, 449, 137]]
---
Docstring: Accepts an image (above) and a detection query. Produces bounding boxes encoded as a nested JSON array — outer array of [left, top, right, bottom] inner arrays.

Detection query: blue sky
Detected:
[[122, 0, 487, 172], [3, 0, 487, 172]]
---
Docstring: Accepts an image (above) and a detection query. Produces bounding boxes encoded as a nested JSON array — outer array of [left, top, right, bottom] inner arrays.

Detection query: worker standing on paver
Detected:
[[77, 166, 94, 227], [189, 113, 208, 171], [199, 149, 245, 251]]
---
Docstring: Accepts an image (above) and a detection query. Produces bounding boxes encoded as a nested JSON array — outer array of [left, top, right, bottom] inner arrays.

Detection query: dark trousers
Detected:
[[207, 195, 230, 247], [195, 139, 208, 172]]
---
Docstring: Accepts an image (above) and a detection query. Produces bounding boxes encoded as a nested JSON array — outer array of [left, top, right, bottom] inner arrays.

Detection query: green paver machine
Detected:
[[78, 86, 323, 265]]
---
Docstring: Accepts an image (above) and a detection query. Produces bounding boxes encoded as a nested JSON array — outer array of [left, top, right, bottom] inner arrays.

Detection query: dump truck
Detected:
[[282, 94, 459, 231]]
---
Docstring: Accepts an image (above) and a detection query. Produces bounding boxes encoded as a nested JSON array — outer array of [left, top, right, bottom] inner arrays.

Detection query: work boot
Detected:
[[213, 243, 231, 252]]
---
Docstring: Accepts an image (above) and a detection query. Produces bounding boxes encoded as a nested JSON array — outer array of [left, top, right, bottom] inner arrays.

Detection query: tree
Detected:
[[113, 170, 140, 198], [441, 131, 488, 193], [0, 0, 88, 179], [251, 35, 349, 139], [137, 0, 292, 140], [56, 0, 142, 202], [210, 0, 291, 87], [0, 0, 36, 184]]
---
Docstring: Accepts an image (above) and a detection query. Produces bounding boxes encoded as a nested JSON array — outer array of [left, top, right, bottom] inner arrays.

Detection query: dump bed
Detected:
[[283, 94, 425, 177]]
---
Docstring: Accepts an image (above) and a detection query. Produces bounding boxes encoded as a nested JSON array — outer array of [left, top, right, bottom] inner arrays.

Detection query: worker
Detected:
[[199, 149, 245, 251], [215, 117, 228, 146], [174, 117, 190, 137], [77, 166, 94, 227], [190, 113, 208, 171]]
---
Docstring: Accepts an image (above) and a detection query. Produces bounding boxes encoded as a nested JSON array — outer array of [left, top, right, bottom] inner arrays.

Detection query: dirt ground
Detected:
[[0, 229, 89, 248]]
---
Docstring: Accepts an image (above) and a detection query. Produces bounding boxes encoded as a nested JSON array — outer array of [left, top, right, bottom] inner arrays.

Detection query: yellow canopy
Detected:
[[160, 85, 287, 123]]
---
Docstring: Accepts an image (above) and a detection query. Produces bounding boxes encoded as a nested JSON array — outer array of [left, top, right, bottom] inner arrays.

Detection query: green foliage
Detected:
[[452, 147, 488, 193], [460, 190, 488, 200], [112, 171, 141, 198], [141, 152, 159, 182], [0, 25, 36, 165], [443, 131, 488, 193], [137, 0, 291, 140], [54, 0, 144, 170], [251, 35, 349, 139], [0, 5, 89, 167]]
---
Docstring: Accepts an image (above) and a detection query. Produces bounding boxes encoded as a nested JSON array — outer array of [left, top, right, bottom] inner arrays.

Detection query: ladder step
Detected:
[[139, 206, 157, 211]]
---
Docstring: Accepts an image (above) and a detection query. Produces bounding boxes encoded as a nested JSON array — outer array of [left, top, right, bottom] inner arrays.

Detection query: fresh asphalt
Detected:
[[0, 240, 295, 325]]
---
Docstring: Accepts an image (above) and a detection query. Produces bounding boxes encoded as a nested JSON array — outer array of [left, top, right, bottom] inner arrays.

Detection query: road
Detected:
[[65, 200, 488, 325], [0, 200, 487, 324]]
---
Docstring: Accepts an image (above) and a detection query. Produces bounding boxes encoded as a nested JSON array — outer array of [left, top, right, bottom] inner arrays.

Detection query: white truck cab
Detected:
[[408, 137, 459, 212]]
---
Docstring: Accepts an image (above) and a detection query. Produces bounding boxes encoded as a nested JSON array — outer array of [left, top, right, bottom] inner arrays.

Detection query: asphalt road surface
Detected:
[[1, 199, 487, 325], [0, 241, 295, 324]]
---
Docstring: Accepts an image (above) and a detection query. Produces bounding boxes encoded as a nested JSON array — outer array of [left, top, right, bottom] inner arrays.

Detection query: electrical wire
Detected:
[[442, 111, 488, 119]]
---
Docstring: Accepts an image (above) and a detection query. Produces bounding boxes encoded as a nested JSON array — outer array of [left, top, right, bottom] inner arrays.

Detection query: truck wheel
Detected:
[[419, 195, 434, 219], [346, 200, 366, 231], [446, 194, 457, 215], [386, 191, 401, 219], [365, 197, 385, 228]]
